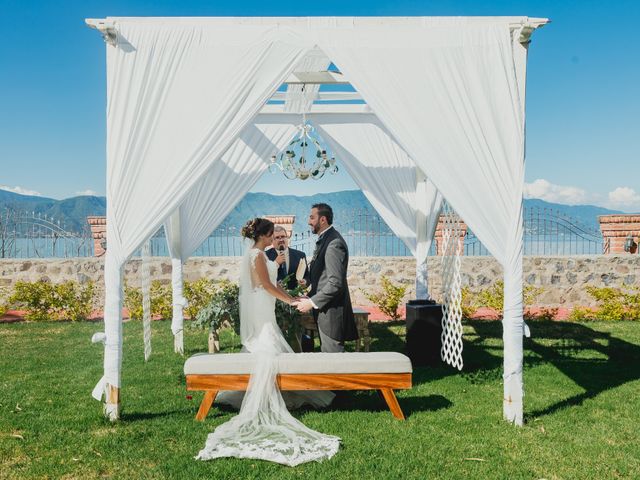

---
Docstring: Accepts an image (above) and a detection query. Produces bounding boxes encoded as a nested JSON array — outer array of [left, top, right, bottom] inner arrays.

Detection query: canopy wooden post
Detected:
[[106, 384, 120, 421]]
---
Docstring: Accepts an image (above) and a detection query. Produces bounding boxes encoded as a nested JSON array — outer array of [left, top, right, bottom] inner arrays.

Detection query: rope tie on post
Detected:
[[142, 240, 152, 361]]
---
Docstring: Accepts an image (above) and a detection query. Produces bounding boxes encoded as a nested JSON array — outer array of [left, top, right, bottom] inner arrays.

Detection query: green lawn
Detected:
[[1, 319, 639, 479]]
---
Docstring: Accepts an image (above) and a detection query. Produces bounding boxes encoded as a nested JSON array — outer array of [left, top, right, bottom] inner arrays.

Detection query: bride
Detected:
[[196, 218, 340, 466]]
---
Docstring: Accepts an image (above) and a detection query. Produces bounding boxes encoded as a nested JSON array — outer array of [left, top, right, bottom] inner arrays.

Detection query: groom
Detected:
[[296, 203, 358, 352]]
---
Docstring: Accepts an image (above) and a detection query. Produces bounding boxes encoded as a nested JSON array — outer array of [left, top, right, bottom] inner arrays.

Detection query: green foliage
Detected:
[[473, 281, 543, 317], [570, 286, 640, 321], [363, 275, 407, 320], [124, 280, 173, 320], [183, 278, 217, 319], [569, 306, 597, 322], [55, 281, 95, 321], [9, 280, 94, 321], [0, 286, 11, 317], [274, 273, 308, 351], [124, 281, 143, 321], [191, 280, 240, 333], [151, 281, 173, 319], [460, 286, 476, 319]]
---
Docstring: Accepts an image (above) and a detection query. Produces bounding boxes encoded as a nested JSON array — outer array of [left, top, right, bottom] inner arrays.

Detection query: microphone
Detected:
[[278, 246, 285, 252]]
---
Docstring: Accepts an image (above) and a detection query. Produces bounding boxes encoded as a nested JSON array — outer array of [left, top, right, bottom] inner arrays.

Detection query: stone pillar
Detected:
[[87, 216, 107, 257], [434, 215, 468, 255], [264, 215, 296, 238], [599, 214, 640, 254]]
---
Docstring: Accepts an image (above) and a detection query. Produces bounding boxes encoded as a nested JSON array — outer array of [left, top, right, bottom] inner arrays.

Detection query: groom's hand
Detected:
[[295, 298, 314, 313]]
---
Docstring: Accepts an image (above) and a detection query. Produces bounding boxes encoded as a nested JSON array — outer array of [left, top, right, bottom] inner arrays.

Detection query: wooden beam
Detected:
[[283, 70, 348, 85], [271, 91, 363, 102], [261, 103, 374, 115]]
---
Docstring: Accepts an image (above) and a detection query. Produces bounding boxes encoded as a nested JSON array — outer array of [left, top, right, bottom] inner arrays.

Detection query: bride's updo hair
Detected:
[[241, 217, 274, 241]]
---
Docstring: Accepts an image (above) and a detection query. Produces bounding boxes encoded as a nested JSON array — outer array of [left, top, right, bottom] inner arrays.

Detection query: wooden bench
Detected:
[[185, 352, 412, 420]]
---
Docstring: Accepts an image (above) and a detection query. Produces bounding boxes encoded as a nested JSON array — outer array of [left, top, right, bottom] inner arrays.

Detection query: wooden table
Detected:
[[299, 308, 371, 352]]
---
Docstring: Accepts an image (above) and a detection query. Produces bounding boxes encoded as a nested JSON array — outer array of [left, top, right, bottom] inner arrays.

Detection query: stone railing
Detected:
[[2, 255, 639, 309]]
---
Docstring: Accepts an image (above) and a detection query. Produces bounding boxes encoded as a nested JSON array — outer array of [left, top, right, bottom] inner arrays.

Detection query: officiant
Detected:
[[266, 225, 310, 291]]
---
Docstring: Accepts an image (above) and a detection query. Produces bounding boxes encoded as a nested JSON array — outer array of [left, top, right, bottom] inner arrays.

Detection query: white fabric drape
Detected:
[[164, 117, 299, 353], [317, 21, 526, 423], [97, 19, 312, 400], [312, 115, 442, 298], [415, 172, 443, 299]]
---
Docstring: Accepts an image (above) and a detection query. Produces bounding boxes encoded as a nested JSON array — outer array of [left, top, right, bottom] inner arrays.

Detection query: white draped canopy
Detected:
[[87, 16, 547, 425]]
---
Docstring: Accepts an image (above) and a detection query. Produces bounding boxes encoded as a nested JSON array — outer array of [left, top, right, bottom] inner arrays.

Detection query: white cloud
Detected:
[[524, 179, 588, 205], [75, 189, 99, 197], [607, 187, 640, 212], [0, 185, 42, 196]]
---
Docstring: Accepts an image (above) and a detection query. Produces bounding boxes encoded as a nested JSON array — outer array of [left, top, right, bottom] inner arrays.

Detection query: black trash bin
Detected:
[[405, 299, 443, 366]]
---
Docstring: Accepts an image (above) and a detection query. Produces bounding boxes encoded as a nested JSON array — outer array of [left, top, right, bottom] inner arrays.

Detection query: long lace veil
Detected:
[[196, 237, 340, 466], [238, 237, 258, 347]]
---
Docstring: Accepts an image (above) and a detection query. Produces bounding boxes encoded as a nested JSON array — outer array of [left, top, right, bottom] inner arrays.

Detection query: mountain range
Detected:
[[0, 188, 621, 234]]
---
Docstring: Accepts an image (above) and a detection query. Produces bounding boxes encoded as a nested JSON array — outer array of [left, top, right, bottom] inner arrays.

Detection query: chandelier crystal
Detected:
[[269, 116, 338, 180]]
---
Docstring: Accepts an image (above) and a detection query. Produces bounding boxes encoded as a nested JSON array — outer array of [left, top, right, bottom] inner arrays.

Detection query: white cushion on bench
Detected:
[[184, 352, 412, 375]]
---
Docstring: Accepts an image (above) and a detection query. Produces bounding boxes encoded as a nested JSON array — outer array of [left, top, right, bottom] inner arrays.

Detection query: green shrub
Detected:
[[124, 282, 143, 320], [363, 276, 407, 320], [151, 281, 172, 319], [55, 281, 95, 321], [473, 281, 543, 317], [191, 280, 240, 333], [124, 280, 173, 320], [460, 286, 476, 319], [9, 280, 94, 321], [183, 278, 217, 319], [577, 286, 640, 321], [0, 286, 11, 317], [569, 306, 596, 321]]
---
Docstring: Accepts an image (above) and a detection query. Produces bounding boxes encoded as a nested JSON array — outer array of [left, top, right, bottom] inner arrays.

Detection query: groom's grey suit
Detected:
[[309, 226, 358, 352]]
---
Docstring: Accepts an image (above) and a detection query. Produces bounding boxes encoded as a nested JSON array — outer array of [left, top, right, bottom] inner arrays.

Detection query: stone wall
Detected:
[[1, 255, 639, 308]]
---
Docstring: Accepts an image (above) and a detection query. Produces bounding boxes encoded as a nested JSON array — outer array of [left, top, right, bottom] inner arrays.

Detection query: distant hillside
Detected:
[[0, 188, 623, 234], [0, 190, 106, 232]]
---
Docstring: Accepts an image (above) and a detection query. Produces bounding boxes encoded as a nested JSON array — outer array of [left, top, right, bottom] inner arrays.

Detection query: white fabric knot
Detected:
[[91, 332, 107, 344]]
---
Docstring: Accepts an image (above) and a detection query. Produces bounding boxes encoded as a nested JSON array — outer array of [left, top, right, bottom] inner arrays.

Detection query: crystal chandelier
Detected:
[[269, 115, 338, 180]]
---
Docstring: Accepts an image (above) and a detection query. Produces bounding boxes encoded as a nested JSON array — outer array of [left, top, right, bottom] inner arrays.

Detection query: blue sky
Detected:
[[0, 0, 638, 211]]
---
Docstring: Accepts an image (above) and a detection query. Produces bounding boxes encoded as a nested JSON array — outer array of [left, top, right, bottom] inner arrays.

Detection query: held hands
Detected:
[[295, 297, 314, 313]]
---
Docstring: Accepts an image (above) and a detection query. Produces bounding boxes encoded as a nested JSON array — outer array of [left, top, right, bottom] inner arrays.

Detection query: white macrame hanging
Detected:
[[141, 240, 152, 361], [440, 204, 464, 370]]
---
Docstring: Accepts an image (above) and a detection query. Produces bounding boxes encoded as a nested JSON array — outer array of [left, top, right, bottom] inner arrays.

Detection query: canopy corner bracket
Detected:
[[86, 18, 117, 46]]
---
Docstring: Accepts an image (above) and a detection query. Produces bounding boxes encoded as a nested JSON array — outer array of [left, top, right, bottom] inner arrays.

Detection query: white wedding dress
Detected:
[[196, 246, 340, 466]]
